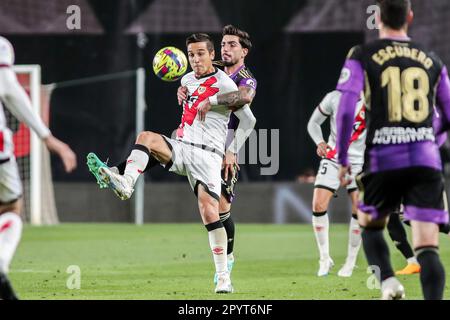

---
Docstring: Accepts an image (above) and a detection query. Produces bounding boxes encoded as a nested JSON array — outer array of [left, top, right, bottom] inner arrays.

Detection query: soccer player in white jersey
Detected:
[[88, 33, 256, 294], [177, 25, 257, 285], [307, 90, 366, 277], [0, 36, 77, 299]]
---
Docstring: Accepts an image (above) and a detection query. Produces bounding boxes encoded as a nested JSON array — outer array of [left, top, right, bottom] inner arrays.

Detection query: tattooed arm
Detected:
[[214, 86, 256, 110], [198, 86, 256, 121]]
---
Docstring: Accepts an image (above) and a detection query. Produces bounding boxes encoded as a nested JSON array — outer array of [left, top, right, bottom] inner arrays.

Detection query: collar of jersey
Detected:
[[228, 64, 246, 79], [195, 67, 218, 80], [380, 35, 411, 41]]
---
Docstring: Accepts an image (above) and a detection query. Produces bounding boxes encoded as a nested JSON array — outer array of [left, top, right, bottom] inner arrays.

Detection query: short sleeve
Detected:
[[318, 91, 340, 116], [238, 77, 257, 90], [336, 45, 365, 95]]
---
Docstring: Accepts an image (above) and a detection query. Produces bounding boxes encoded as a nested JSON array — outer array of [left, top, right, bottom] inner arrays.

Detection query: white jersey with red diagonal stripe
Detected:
[[178, 68, 238, 151], [319, 90, 366, 165]]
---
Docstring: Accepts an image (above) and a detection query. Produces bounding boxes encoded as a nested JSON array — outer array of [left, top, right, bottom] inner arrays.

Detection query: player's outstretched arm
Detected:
[[43, 135, 77, 173], [1, 68, 77, 173]]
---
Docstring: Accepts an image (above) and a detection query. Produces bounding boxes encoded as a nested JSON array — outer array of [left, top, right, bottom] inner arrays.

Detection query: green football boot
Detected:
[[86, 152, 109, 189]]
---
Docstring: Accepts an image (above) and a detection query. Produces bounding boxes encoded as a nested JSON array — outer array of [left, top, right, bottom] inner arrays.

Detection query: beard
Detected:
[[221, 58, 238, 67]]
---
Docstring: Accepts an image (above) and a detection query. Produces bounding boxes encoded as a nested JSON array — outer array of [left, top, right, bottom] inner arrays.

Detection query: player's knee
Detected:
[[136, 131, 159, 149], [312, 201, 328, 213], [0, 199, 22, 215]]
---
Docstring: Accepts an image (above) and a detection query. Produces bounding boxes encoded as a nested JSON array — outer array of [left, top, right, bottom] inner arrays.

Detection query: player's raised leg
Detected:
[[311, 186, 334, 276], [338, 190, 362, 277], [197, 185, 232, 294], [97, 131, 172, 200]]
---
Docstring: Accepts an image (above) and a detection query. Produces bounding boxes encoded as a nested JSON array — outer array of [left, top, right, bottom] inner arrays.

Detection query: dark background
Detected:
[[4, 0, 446, 182]]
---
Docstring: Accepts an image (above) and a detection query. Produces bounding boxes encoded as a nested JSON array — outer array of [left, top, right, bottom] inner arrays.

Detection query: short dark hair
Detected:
[[222, 25, 252, 52], [186, 33, 214, 53], [377, 0, 411, 30]]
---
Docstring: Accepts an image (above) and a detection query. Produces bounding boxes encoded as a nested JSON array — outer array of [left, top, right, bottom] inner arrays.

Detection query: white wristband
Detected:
[[209, 95, 218, 106]]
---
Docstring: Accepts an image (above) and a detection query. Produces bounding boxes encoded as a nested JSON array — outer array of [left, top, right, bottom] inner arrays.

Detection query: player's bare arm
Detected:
[[43, 135, 77, 173], [216, 86, 255, 108], [197, 86, 255, 121]]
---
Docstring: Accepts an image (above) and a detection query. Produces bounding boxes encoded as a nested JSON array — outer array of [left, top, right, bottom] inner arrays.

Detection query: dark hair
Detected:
[[186, 33, 214, 53], [377, 0, 411, 30], [222, 25, 252, 52]]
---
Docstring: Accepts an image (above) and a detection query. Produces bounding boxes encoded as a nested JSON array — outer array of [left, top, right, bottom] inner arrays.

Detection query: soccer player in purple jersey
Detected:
[[178, 25, 257, 283], [336, 0, 450, 299]]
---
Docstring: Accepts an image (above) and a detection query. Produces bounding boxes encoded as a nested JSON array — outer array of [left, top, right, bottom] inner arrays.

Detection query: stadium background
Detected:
[[2, 0, 450, 223]]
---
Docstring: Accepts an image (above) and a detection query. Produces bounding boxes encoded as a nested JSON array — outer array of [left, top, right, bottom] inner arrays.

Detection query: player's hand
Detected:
[[197, 99, 212, 122], [177, 86, 187, 106], [317, 141, 330, 158], [223, 151, 240, 181], [44, 135, 77, 173], [338, 165, 352, 187]]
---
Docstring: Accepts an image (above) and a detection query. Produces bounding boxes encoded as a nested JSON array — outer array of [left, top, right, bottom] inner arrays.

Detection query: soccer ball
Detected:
[[152, 46, 188, 82]]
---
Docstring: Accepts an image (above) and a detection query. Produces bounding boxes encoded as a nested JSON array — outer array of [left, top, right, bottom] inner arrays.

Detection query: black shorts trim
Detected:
[[194, 181, 220, 202], [160, 136, 174, 171], [314, 185, 336, 194], [347, 188, 358, 194], [0, 195, 23, 206], [0, 158, 10, 165]]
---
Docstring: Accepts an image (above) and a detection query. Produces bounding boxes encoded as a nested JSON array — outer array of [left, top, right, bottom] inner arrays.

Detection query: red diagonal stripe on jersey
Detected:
[[177, 76, 220, 138], [326, 105, 366, 160]]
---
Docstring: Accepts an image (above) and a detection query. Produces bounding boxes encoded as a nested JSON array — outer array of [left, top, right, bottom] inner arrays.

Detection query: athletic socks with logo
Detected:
[[205, 221, 228, 274], [312, 211, 329, 260], [124, 144, 150, 185]]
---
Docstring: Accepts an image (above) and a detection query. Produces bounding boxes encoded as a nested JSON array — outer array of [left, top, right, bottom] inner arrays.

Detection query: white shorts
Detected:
[[0, 157, 23, 204], [314, 159, 362, 193], [162, 136, 223, 200]]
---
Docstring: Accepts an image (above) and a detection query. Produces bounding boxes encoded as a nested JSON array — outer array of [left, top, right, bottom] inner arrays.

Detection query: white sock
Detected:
[[346, 217, 362, 262], [227, 253, 234, 264], [407, 256, 419, 265], [208, 226, 228, 274], [0, 213, 23, 274], [312, 213, 329, 260], [124, 147, 149, 185]]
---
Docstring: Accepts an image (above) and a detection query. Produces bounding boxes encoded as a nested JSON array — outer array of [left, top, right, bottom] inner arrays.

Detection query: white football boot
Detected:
[[337, 257, 357, 277], [98, 167, 134, 200], [215, 271, 233, 294], [381, 277, 405, 300], [317, 257, 334, 277]]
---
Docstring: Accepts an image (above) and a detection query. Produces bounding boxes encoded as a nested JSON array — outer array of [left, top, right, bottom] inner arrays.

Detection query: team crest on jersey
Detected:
[[245, 79, 255, 87], [338, 67, 351, 84], [198, 86, 206, 95]]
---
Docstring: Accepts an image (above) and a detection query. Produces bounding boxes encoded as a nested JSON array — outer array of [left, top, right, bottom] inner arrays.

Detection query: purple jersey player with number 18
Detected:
[[336, 0, 450, 300]]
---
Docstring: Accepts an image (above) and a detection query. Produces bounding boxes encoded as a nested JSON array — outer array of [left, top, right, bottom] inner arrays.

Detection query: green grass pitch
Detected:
[[9, 223, 450, 300]]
